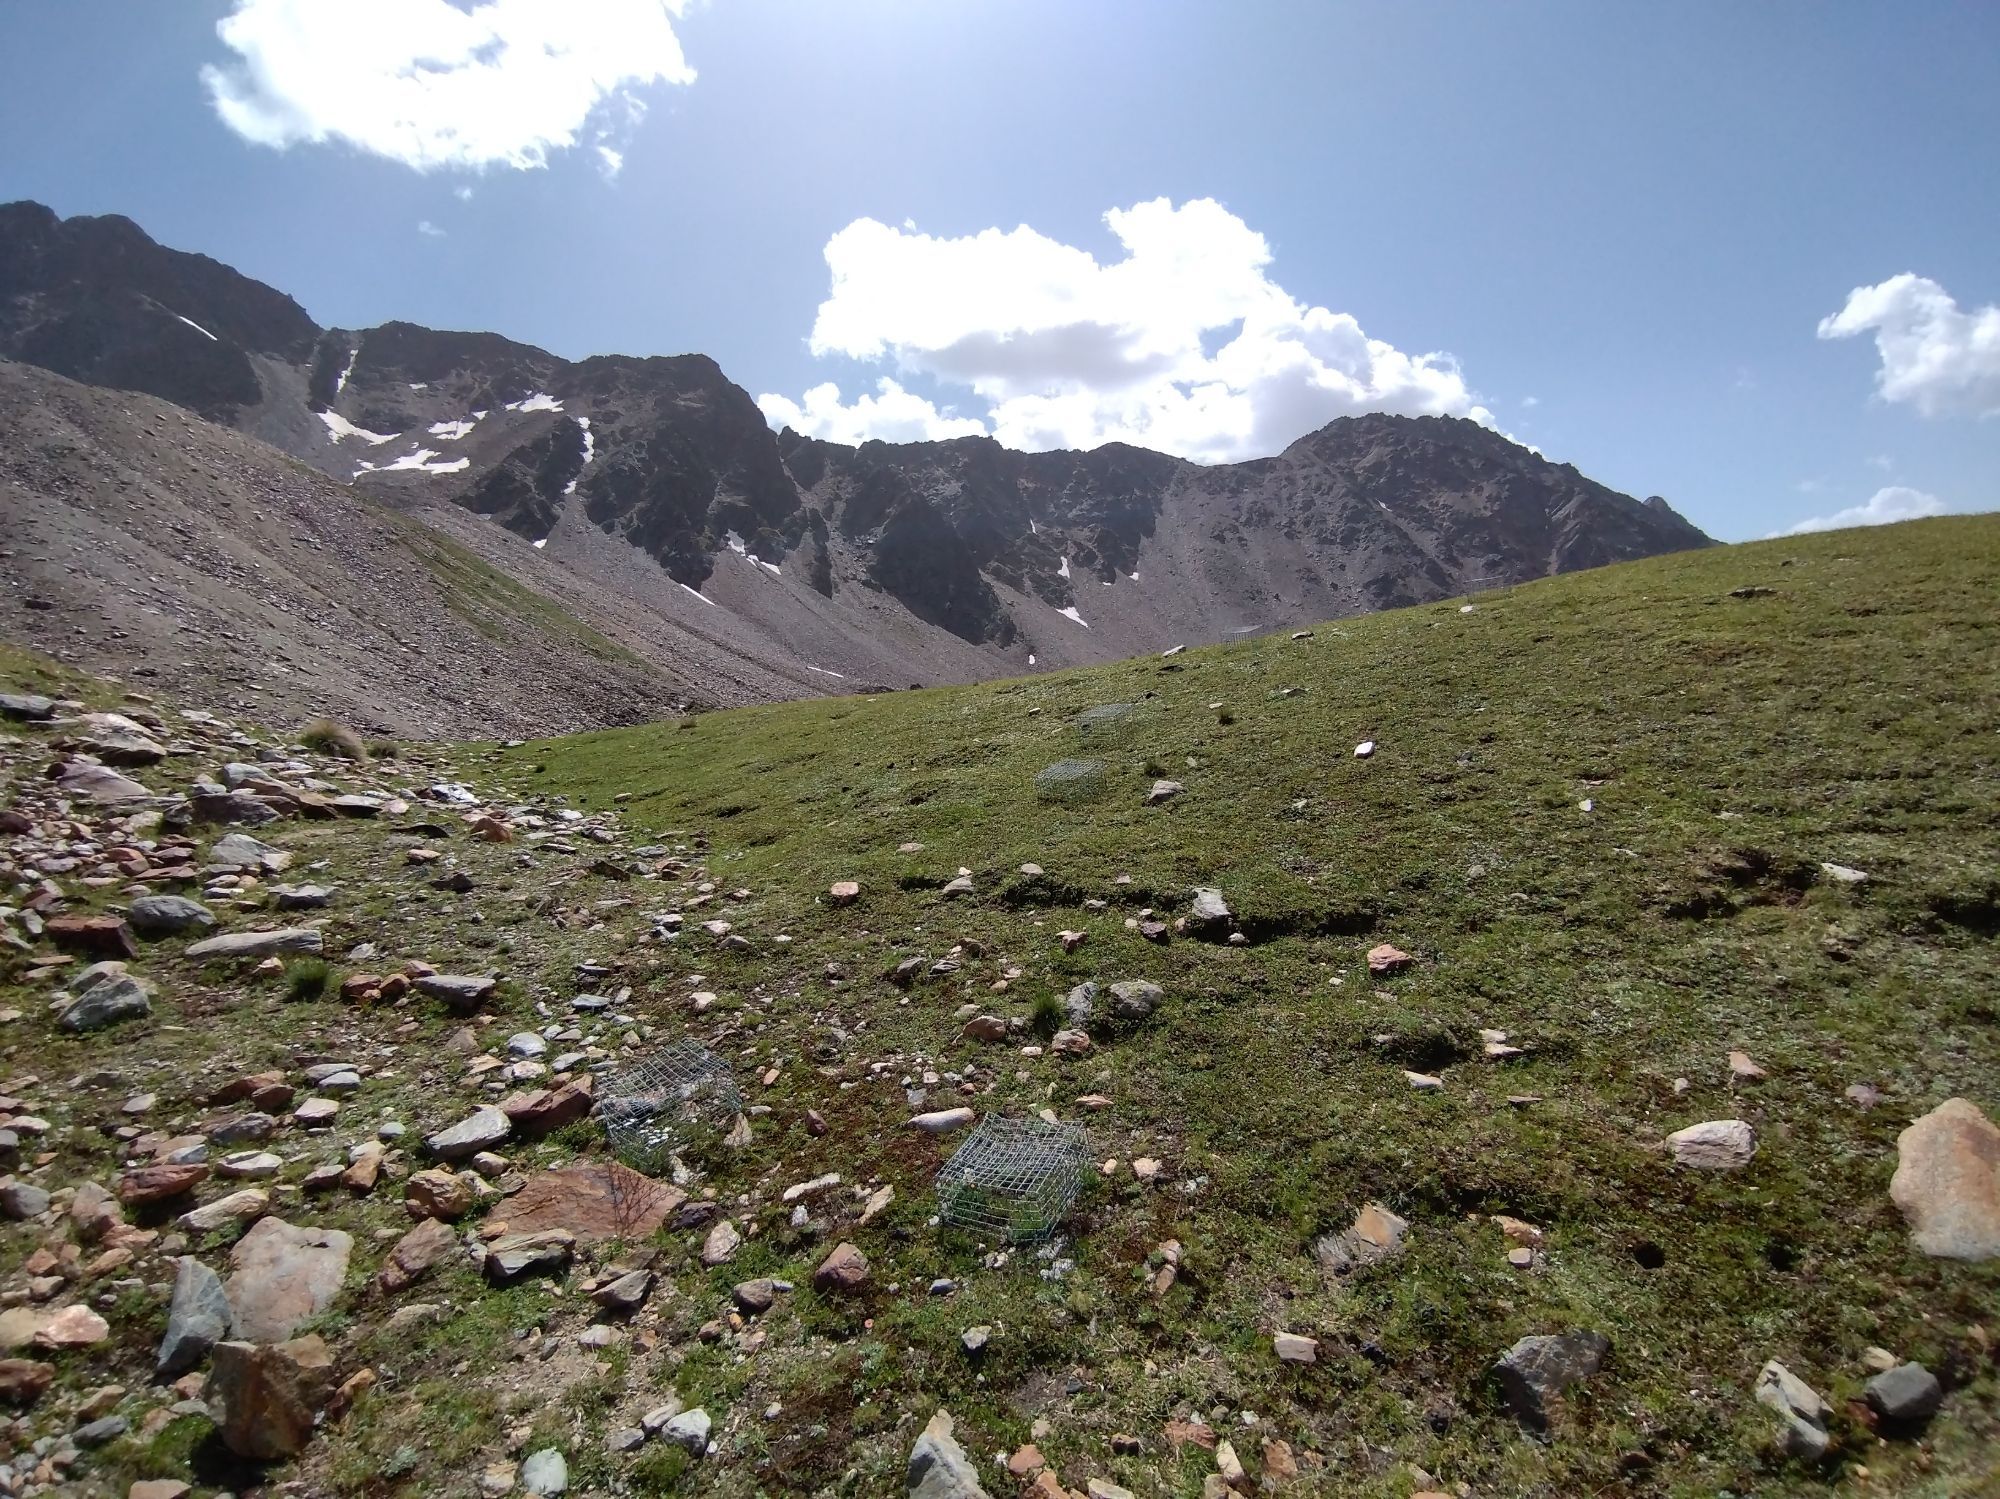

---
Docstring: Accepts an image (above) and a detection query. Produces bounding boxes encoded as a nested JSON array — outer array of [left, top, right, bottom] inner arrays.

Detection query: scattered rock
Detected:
[[1273, 1332, 1318, 1364], [47, 913, 138, 959], [377, 1217, 458, 1294], [31, 1304, 111, 1350], [700, 1219, 741, 1266], [1865, 1361, 1943, 1427], [1889, 1097, 2000, 1260], [226, 1217, 353, 1343], [1146, 779, 1183, 805], [814, 1241, 870, 1291], [127, 894, 215, 937], [503, 1161, 683, 1244], [210, 1335, 334, 1460], [209, 833, 293, 873], [186, 927, 323, 962], [426, 1106, 512, 1160], [829, 880, 860, 905], [1315, 1202, 1410, 1276], [157, 1257, 231, 1376], [483, 1230, 575, 1284], [0, 1358, 54, 1406], [177, 1188, 269, 1236], [1754, 1359, 1830, 1460], [908, 1408, 992, 1499], [1494, 1330, 1610, 1428], [414, 972, 498, 1013], [1666, 1119, 1757, 1170], [661, 1407, 712, 1456], [60, 967, 153, 1032], [1366, 943, 1413, 975], [910, 1107, 975, 1133], [520, 1448, 569, 1495]]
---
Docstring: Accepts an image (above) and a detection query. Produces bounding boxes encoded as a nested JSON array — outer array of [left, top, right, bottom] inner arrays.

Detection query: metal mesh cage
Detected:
[[1034, 758, 1109, 803], [595, 1040, 742, 1175], [936, 1115, 1088, 1243]]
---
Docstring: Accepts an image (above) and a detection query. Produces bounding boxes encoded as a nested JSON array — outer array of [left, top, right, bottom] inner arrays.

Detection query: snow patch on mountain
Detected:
[[318, 409, 397, 445]]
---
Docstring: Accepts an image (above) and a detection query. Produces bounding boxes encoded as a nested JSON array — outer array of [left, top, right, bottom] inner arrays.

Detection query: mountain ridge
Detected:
[[0, 199, 1713, 710]]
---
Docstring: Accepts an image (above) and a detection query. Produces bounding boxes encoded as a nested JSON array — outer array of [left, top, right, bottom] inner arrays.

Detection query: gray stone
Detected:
[[1063, 982, 1097, 1027], [908, 1408, 991, 1498], [57, 761, 151, 803], [659, 1408, 711, 1455], [1865, 1362, 1943, 1426], [158, 1255, 231, 1375], [1146, 779, 1184, 805], [59, 973, 153, 1032], [414, 973, 499, 1012], [0, 693, 55, 721], [186, 927, 322, 962], [0, 1180, 52, 1220], [483, 1230, 574, 1285], [1665, 1118, 1757, 1170], [520, 1448, 569, 1494], [127, 895, 216, 937], [270, 884, 332, 911], [1755, 1359, 1830, 1459], [192, 790, 284, 826], [1188, 887, 1231, 931], [73, 1414, 128, 1446], [426, 1107, 511, 1160], [606, 1426, 646, 1454], [1107, 980, 1164, 1023], [1494, 1330, 1610, 1428], [209, 833, 292, 872]]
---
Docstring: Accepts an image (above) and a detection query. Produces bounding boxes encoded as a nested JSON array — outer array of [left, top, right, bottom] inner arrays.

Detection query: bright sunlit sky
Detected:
[[2, 0, 1997, 541]]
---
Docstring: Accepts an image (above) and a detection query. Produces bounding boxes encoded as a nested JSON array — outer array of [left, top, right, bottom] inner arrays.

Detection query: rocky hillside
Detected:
[[0, 517, 1994, 1499], [1, 201, 1713, 701]]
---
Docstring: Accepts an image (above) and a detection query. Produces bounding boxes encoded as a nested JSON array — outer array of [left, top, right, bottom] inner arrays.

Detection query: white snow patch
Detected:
[[753, 557, 782, 578], [408, 382, 428, 390], [1057, 606, 1089, 628], [678, 583, 716, 607], [532, 538, 548, 550], [334, 345, 359, 394], [318, 409, 397, 445], [472, 409, 489, 419], [382, 448, 470, 474], [804, 665, 846, 678], [428, 419, 480, 440], [1129, 572, 1140, 581], [1029, 518, 1040, 534], [724, 531, 747, 554], [1057, 555, 1070, 578], [174, 314, 218, 342], [565, 417, 596, 496], [1378, 501, 1392, 514], [1028, 653, 1037, 665], [504, 392, 564, 413]]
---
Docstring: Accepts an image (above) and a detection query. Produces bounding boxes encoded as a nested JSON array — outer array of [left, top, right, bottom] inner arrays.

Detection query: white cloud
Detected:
[[1818, 274, 2000, 418], [594, 144, 624, 179], [453, 185, 475, 202], [201, 0, 694, 173], [416, 219, 444, 238], [757, 198, 1493, 462], [759, 379, 988, 446], [1784, 485, 1947, 535], [1520, 394, 1540, 408]]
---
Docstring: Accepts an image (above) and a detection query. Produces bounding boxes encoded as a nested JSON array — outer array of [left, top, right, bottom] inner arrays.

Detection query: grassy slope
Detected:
[[503, 516, 2000, 1496]]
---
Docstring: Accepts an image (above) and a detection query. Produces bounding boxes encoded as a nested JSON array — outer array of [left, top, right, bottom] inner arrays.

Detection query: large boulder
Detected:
[[425, 1106, 511, 1160], [482, 1230, 575, 1285], [414, 973, 499, 1013], [908, 1408, 991, 1498], [209, 1336, 335, 1460], [501, 1161, 683, 1244], [377, 1218, 459, 1294], [1889, 1097, 2000, 1261], [157, 1256, 231, 1376], [225, 1218, 353, 1342]]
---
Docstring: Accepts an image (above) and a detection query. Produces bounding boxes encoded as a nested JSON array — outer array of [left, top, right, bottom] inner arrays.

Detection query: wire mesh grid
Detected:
[[595, 1040, 742, 1175], [936, 1115, 1088, 1243]]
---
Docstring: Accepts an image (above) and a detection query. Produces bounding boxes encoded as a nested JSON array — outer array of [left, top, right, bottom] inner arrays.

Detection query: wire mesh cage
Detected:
[[936, 1115, 1088, 1243], [1034, 758, 1109, 803], [1072, 703, 1140, 744], [596, 1040, 742, 1175]]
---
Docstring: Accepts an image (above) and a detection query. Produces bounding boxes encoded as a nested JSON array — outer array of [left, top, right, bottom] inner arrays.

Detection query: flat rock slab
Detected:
[[226, 1217, 353, 1343], [157, 1256, 230, 1376], [501, 1161, 684, 1244], [210, 1336, 333, 1460], [209, 833, 292, 872], [57, 762, 151, 803], [186, 927, 323, 962], [483, 1230, 574, 1285], [127, 895, 216, 937], [908, 1408, 991, 1499], [426, 1106, 512, 1160], [1890, 1097, 2000, 1260], [414, 973, 498, 1012]]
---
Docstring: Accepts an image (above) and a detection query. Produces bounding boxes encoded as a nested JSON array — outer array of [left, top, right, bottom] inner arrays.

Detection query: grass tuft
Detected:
[[300, 717, 370, 761], [285, 956, 336, 1002]]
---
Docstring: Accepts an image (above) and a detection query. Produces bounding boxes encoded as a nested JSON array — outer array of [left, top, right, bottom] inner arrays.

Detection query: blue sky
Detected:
[[2, 0, 1996, 541]]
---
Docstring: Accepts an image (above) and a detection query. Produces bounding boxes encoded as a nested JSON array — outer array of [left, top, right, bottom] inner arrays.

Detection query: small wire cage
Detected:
[[596, 1040, 742, 1175], [936, 1115, 1088, 1243]]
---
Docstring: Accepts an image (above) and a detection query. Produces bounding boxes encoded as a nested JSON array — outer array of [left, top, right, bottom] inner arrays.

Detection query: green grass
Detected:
[[493, 515, 2000, 1496], [5, 517, 1997, 1499]]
